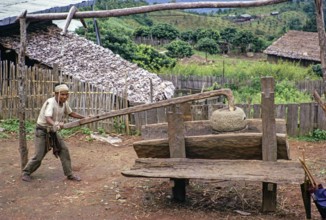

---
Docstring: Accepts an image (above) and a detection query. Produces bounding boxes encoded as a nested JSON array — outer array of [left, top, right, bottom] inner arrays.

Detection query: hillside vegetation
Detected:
[[76, 0, 321, 104]]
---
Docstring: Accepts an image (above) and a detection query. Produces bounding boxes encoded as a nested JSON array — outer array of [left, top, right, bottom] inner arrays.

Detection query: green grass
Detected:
[[159, 55, 318, 81]]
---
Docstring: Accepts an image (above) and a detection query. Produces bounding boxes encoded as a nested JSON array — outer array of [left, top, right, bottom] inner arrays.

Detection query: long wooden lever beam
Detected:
[[313, 90, 326, 113], [63, 88, 234, 129]]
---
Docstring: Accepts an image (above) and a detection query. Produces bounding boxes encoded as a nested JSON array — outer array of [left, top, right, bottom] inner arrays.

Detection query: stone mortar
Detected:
[[209, 107, 247, 132]]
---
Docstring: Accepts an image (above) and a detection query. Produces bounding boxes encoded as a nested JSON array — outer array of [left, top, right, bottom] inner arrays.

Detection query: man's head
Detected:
[[54, 83, 69, 104]]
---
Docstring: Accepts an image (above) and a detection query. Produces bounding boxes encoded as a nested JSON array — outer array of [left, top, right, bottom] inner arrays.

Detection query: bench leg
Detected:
[[172, 178, 187, 202], [301, 181, 312, 219], [262, 182, 277, 212]]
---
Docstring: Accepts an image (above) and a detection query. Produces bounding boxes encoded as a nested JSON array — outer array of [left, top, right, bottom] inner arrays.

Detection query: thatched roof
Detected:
[[264, 30, 320, 62], [0, 24, 175, 103]]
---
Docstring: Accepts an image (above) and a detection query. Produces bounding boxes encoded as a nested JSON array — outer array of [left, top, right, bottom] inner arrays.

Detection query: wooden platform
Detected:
[[122, 158, 304, 184], [134, 133, 290, 160]]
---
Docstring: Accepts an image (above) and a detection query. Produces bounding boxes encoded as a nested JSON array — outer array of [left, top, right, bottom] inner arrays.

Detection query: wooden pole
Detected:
[[18, 11, 28, 170], [60, 6, 78, 35], [261, 77, 277, 212], [314, 0, 326, 82], [167, 105, 187, 202], [313, 89, 326, 115], [63, 89, 235, 129], [92, 0, 101, 45], [24, 0, 288, 21]]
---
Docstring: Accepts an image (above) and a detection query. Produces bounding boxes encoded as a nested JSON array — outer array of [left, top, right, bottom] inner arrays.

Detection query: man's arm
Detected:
[[69, 112, 85, 119], [45, 116, 56, 126]]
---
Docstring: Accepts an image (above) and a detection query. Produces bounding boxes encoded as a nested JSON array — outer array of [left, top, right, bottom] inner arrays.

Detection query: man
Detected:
[[22, 83, 85, 182]]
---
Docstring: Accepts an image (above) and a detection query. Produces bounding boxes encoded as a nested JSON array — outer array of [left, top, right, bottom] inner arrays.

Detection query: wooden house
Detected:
[[264, 30, 320, 66]]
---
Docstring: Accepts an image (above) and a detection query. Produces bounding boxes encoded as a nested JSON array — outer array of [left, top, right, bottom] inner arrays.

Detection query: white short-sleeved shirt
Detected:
[[37, 97, 73, 127]]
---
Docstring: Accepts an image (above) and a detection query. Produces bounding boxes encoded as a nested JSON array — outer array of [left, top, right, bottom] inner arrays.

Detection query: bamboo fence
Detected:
[[0, 61, 128, 132]]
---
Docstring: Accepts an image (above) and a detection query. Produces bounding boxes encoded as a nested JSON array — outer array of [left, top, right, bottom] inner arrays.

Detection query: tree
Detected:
[[303, 17, 317, 32], [151, 23, 179, 40], [288, 17, 303, 30], [194, 28, 220, 42], [195, 37, 219, 62], [134, 26, 151, 38], [165, 40, 194, 59], [220, 27, 238, 44], [132, 44, 176, 71], [180, 30, 194, 44], [233, 30, 263, 53]]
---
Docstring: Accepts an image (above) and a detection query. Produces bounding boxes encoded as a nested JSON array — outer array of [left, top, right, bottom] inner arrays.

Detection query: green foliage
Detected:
[[151, 23, 180, 40], [113, 118, 126, 133], [0, 119, 35, 134], [58, 127, 81, 138], [220, 27, 238, 44], [312, 64, 322, 77], [180, 30, 195, 42], [97, 127, 106, 135], [133, 44, 176, 71], [134, 26, 151, 37], [96, 0, 147, 10], [193, 28, 220, 42], [165, 40, 194, 59], [233, 30, 264, 53], [287, 17, 303, 30], [195, 37, 219, 60], [81, 127, 92, 135], [299, 129, 326, 142], [0, 133, 9, 139], [131, 14, 153, 26], [274, 80, 311, 104]]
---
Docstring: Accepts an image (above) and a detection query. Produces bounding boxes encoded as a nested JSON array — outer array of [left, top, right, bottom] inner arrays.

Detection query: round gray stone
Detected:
[[209, 107, 247, 132]]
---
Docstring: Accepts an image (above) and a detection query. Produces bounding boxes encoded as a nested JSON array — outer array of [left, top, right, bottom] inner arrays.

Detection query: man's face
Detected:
[[56, 91, 69, 104]]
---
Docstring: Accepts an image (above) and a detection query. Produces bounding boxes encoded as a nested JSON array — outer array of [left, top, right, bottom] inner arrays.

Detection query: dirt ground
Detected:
[[1, 134, 326, 220]]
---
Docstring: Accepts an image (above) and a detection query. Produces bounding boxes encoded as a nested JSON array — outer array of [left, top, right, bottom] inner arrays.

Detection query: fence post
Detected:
[[18, 11, 28, 170], [261, 77, 277, 212]]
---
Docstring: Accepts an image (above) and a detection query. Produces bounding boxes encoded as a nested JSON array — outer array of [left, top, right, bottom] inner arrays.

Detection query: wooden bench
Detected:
[[122, 78, 305, 213], [122, 119, 304, 195]]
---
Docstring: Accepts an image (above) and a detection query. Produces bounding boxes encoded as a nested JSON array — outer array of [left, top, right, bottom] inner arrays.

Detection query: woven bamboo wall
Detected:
[[0, 61, 128, 132]]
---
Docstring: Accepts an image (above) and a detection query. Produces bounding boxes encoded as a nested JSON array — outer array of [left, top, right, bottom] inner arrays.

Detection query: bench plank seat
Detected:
[[122, 158, 304, 184]]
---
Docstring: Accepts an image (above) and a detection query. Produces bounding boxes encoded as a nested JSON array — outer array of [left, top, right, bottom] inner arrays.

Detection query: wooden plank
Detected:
[[133, 133, 290, 160], [156, 107, 167, 123], [167, 107, 186, 201], [287, 104, 299, 136], [167, 109, 186, 158], [261, 77, 277, 161], [299, 103, 314, 136], [191, 105, 208, 120], [275, 104, 286, 119], [146, 109, 158, 124], [122, 158, 304, 184], [261, 77, 277, 212], [317, 104, 326, 130], [140, 119, 287, 140]]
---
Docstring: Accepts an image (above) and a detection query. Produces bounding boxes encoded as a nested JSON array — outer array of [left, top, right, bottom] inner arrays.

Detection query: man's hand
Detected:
[[52, 121, 64, 132]]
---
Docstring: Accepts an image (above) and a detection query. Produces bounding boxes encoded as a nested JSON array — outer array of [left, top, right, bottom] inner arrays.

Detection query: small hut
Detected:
[[264, 30, 320, 66]]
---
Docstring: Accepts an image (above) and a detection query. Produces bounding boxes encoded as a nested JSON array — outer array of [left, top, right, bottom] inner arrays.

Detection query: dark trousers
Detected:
[[23, 128, 73, 177]]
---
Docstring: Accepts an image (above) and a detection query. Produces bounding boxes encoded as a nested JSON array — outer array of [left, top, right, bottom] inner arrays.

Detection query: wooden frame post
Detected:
[[167, 104, 187, 202], [18, 11, 28, 170], [261, 77, 277, 212]]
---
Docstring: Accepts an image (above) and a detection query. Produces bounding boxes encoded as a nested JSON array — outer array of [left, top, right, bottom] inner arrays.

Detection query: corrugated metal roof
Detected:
[[0, 0, 94, 26]]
